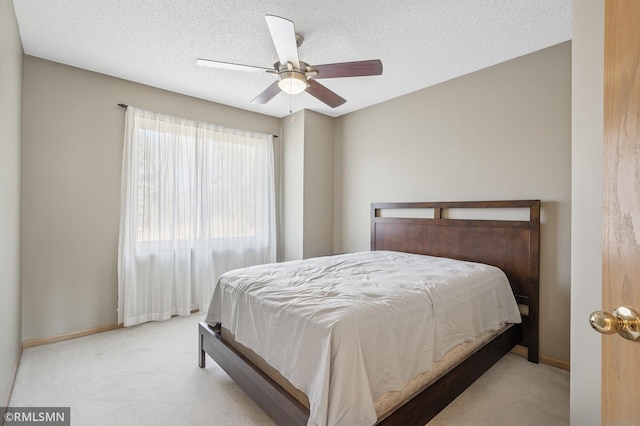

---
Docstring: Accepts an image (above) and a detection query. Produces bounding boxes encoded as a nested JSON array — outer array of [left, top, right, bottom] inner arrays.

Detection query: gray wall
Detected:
[[282, 111, 305, 260], [0, 0, 23, 405], [303, 110, 334, 259], [571, 1, 603, 424], [334, 42, 572, 362], [21, 56, 281, 340], [281, 109, 335, 261]]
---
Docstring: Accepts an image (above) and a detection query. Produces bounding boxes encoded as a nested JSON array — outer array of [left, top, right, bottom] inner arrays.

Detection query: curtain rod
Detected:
[[118, 104, 278, 138], [116, 103, 278, 138]]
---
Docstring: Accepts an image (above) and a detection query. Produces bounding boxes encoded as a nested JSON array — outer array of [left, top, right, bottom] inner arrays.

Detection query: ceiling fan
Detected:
[[196, 15, 383, 108]]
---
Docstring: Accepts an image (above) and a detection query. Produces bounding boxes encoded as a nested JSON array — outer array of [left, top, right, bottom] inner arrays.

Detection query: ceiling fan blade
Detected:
[[306, 80, 346, 108], [265, 15, 300, 70], [250, 81, 282, 104], [309, 59, 383, 79], [196, 58, 272, 73]]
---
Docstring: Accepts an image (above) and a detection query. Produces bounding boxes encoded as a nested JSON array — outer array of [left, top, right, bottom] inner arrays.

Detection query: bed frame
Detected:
[[199, 200, 540, 425]]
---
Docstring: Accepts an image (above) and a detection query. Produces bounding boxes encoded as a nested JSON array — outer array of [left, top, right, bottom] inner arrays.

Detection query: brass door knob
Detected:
[[590, 306, 640, 341]]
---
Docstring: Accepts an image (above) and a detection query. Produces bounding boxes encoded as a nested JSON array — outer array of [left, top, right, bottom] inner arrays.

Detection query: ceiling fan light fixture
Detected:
[[278, 71, 309, 94]]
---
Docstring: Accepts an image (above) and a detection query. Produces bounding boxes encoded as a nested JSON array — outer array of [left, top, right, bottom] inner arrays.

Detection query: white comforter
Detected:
[[206, 251, 521, 426]]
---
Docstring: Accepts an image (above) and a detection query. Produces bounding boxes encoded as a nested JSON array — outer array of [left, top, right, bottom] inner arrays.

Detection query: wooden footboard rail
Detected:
[[377, 324, 522, 425], [199, 322, 309, 425], [199, 321, 521, 426]]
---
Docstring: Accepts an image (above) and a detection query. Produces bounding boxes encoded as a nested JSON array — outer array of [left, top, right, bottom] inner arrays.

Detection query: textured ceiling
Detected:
[[12, 0, 572, 118]]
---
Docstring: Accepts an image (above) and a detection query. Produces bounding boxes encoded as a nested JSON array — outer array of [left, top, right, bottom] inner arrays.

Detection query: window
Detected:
[[118, 107, 276, 327]]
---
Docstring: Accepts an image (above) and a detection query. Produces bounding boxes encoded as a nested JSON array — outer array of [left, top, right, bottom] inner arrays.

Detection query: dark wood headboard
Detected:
[[371, 200, 540, 362]]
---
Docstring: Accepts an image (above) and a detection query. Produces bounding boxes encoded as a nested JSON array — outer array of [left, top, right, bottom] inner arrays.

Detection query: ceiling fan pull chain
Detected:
[[289, 86, 293, 117]]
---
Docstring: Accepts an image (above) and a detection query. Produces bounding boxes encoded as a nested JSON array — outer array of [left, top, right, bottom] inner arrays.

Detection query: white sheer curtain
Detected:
[[118, 107, 276, 327]]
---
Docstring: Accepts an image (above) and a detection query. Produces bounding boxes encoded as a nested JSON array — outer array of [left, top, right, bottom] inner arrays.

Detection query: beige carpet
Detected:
[[9, 313, 569, 425]]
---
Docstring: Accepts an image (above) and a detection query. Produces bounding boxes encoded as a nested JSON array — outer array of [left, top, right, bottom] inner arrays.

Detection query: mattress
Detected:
[[206, 251, 521, 426]]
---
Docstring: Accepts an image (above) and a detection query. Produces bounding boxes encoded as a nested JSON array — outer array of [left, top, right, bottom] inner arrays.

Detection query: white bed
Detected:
[[205, 250, 521, 426]]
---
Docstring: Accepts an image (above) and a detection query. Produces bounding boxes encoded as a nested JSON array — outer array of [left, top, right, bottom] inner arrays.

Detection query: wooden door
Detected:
[[602, 0, 640, 423]]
